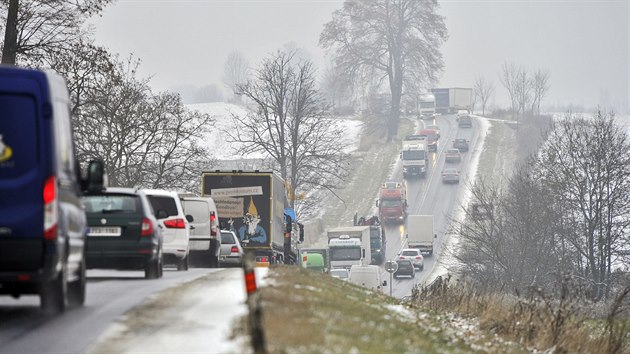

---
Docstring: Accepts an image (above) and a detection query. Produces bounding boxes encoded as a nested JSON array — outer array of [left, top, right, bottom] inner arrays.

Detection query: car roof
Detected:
[[142, 189, 179, 198], [455, 138, 467, 141], [446, 149, 460, 153], [443, 168, 459, 173], [401, 248, 420, 253]]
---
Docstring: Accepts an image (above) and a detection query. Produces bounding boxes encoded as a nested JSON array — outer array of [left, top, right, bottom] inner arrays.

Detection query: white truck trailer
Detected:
[[406, 215, 435, 256], [431, 88, 473, 114], [327, 226, 371, 269]]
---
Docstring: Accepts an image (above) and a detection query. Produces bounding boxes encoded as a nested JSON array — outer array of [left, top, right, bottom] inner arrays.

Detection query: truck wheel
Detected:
[[40, 265, 67, 314], [177, 254, 189, 271], [67, 257, 86, 307]]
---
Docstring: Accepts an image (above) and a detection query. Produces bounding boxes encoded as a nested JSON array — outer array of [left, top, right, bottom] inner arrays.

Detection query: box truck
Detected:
[[201, 171, 301, 265], [406, 215, 436, 256], [431, 88, 473, 114]]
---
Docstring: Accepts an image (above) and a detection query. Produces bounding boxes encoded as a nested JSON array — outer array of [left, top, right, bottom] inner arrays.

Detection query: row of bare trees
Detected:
[[1, 0, 213, 191], [500, 62, 550, 119], [455, 110, 630, 300]]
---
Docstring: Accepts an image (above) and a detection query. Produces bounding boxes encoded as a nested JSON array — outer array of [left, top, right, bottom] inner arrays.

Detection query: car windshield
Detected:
[[447, 149, 459, 154], [330, 269, 348, 278], [383, 182, 399, 188], [397, 260, 412, 266], [220, 232, 235, 244], [402, 150, 425, 160], [330, 248, 361, 261], [444, 169, 458, 174], [380, 200, 402, 208], [83, 194, 140, 214]]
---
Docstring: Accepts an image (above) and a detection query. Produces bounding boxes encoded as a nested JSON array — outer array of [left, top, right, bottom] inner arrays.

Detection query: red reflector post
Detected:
[[245, 270, 257, 294]]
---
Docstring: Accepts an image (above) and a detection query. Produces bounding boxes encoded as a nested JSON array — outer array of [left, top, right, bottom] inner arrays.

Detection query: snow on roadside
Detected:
[[186, 102, 364, 160], [425, 114, 491, 284]]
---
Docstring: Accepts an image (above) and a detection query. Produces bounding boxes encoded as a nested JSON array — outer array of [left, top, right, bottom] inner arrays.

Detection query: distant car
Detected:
[[0, 66, 104, 314], [426, 124, 440, 138], [330, 268, 350, 281], [143, 190, 191, 271], [458, 115, 472, 128], [453, 138, 469, 152], [441, 168, 461, 184], [219, 230, 244, 267], [83, 188, 163, 279], [457, 109, 470, 116], [394, 259, 415, 278], [398, 249, 424, 270], [180, 196, 221, 268], [445, 148, 462, 163]]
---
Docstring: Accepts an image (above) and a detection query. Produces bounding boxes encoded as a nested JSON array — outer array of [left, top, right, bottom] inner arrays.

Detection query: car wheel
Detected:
[[177, 254, 189, 271], [40, 264, 67, 314], [412, 272, 415, 278], [420, 265, 424, 271], [145, 253, 162, 279], [67, 256, 86, 307]]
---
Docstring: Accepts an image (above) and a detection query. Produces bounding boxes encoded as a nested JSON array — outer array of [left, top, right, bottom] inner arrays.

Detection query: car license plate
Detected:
[[88, 226, 122, 237], [190, 240, 210, 250]]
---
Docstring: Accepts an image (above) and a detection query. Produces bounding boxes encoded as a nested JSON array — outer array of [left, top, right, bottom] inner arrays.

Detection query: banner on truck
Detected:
[[212, 196, 244, 218]]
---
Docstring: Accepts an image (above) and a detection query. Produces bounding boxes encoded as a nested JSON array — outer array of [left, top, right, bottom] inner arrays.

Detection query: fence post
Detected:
[[242, 250, 268, 354]]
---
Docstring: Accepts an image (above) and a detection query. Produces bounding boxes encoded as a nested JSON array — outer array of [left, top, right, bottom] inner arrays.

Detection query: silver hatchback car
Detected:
[[219, 230, 244, 267]]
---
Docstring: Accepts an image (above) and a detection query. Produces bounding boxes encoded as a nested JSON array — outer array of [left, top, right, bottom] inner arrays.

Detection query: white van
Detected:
[[143, 190, 190, 271], [349, 265, 387, 292], [180, 196, 221, 267]]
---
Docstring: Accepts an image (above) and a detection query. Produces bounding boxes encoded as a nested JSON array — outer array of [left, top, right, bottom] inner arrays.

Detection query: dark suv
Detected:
[[0, 66, 104, 313], [83, 188, 163, 279], [453, 138, 469, 152]]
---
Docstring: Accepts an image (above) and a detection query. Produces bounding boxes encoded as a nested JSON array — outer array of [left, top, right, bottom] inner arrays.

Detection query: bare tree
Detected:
[[514, 66, 532, 118], [320, 63, 354, 113], [320, 0, 447, 141], [222, 50, 250, 96], [1, 0, 113, 64], [473, 75, 495, 116], [75, 56, 214, 191], [499, 62, 518, 120], [531, 68, 550, 116], [227, 50, 349, 211], [539, 111, 630, 299]]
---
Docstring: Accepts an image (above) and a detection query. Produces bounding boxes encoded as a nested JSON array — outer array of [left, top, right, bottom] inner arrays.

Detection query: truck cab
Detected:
[[417, 129, 438, 152], [401, 135, 428, 178], [328, 235, 364, 269], [377, 182, 407, 223]]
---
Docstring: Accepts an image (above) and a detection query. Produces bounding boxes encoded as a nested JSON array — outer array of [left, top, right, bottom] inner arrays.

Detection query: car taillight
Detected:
[[416, 256, 422, 259], [231, 246, 238, 253], [43, 176, 58, 240], [399, 256, 404, 259], [210, 211, 217, 236], [164, 218, 186, 229], [141, 218, 153, 236]]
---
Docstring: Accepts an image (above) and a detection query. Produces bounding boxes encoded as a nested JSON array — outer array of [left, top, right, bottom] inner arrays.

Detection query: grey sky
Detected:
[[91, 0, 629, 111]]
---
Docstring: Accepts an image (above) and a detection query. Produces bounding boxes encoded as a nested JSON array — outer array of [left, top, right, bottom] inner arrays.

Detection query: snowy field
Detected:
[[186, 102, 364, 161]]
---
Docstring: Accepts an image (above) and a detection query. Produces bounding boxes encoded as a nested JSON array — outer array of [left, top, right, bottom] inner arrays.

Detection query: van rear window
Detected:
[[0, 94, 37, 179], [147, 196, 178, 219]]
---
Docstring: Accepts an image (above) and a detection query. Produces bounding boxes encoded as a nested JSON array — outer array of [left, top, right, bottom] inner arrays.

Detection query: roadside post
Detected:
[[385, 260, 398, 297], [242, 250, 267, 354]]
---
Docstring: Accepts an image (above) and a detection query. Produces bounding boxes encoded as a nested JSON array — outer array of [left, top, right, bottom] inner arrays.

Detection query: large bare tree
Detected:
[[227, 51, 349, 211], [222, 50, 250, 96], [320, 0, 447, 141], [531, 68, 550, 116], [1, 0, 112, 64]]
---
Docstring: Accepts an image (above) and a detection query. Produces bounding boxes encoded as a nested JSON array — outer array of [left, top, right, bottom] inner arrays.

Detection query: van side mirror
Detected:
[[383, 280, 387, 286], [285, 215, 293, 233], [186, 214, 194, 222], [362, 249, 365, 258], [85, 160, 105, 193], [375, 200, 379, 207], [434, 234, 437, 239]]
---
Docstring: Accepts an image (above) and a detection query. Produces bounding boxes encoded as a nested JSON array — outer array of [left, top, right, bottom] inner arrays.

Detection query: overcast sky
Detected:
[[91, 0, 629, 111]]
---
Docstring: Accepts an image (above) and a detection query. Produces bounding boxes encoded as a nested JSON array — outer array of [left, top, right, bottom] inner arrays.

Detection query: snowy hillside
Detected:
[[186, 102, 364, 160]]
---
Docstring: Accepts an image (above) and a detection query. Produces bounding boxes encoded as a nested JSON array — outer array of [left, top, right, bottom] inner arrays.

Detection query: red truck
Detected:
[[376, 181, 407, 224]]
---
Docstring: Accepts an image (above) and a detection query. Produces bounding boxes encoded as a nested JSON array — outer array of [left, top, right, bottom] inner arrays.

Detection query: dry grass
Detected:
[[234, 266, 529, 354], [413, 276, 630, 354]]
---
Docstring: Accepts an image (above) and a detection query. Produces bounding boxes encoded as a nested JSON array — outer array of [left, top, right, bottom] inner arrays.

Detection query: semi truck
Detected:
[[431, 88, 473, 114], [327, 226, 371, 269], [418, 93, 436, 120], [354, 215, 386, 265], [401, 135, 428, 178], [406, 215, 436, 256], [201, 171, 301, 265], [377, 181, 407, 223]]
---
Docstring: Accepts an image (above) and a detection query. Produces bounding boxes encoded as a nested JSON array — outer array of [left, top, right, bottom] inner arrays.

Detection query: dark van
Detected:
[[0, 66, 103, 313]]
